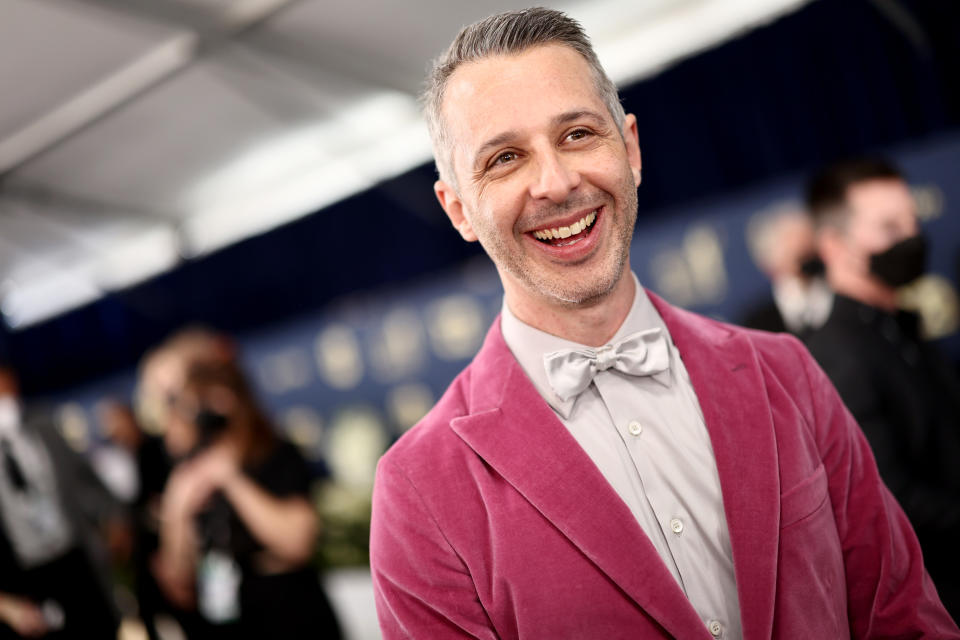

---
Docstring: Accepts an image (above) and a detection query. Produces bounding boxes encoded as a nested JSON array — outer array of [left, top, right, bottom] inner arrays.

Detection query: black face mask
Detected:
[[194, 407, 230, 443], [799, 254, 825, 278], [868, 233, 927, 288]]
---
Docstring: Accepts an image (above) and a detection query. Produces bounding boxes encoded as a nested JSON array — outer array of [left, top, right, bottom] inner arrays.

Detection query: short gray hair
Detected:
[[422, 7, 626, 186]]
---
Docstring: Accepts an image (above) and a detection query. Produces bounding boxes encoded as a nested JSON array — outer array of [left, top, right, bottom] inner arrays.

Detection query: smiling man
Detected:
[[369, 9, 958, 639]]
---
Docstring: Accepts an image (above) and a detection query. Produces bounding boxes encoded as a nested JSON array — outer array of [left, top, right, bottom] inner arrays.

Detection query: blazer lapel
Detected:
[[650, 292, 780, 640], [451, 321, 710, 639]]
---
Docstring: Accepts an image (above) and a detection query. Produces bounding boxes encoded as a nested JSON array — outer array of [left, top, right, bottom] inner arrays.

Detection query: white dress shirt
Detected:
[[0, 407, 74, 568], [500, 273, 742, 639]]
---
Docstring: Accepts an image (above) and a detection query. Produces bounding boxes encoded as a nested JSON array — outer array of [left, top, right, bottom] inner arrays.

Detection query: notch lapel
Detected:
[[650, 292, 780, 640], [451, 324, 710, 639]]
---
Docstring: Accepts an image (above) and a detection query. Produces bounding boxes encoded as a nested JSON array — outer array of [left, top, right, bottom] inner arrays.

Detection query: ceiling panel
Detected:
[[248, 0, 559, 94], [0, 0, 183, 141], [7, 46, 378, 215], [0, 0, 812, 328]]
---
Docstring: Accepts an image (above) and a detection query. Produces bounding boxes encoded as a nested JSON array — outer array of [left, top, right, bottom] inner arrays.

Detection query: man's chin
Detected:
[[521, 265, 625, 308], [550, 281, 619, 308]]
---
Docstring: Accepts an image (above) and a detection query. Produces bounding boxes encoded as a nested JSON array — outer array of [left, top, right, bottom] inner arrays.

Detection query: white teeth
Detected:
[[532, 209, 598, 242]]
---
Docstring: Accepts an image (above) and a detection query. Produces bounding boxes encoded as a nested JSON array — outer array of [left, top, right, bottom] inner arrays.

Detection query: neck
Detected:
[[827, 269, 898, 311], [505, 271, 636, 347]]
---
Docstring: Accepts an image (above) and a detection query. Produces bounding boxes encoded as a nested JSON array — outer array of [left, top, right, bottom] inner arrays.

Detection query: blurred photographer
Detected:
[[156, 359, 340, 639], [133, 328, 234, 639]]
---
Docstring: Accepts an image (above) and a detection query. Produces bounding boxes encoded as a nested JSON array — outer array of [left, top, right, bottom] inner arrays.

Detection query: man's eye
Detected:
[[492, 151, 518, 166], [567, 128, 591, 141]]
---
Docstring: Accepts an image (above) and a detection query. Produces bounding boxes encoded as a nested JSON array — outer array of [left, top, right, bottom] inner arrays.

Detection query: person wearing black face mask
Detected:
[[804, 157, 960, 620], [0, 365, 121, 639], [740, 206, 833, 336]]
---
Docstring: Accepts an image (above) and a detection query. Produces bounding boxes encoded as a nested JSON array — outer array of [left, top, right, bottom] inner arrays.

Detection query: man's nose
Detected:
[[528, 150, 580, 203]]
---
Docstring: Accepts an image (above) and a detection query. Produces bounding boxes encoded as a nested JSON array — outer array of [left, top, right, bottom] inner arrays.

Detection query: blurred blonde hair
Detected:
[[134, 326, 235, 435]]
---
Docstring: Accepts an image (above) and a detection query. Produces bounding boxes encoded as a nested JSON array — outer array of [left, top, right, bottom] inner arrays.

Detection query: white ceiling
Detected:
[[0, 0, 809, 328]]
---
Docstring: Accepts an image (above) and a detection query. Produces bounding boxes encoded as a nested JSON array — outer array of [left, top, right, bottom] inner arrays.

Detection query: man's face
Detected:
[[766, 215, 816, 281], [434, 44, 642, 310], [140, 351, 196, 456], [841, 178, 918, 274]]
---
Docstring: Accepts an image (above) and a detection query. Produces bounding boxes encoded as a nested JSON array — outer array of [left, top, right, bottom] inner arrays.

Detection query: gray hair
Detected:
[[422, 7, 626, 186]]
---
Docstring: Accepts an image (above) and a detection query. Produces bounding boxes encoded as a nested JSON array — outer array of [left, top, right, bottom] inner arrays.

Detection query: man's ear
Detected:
[[817, 226, 844, 272], [622, 113, 642, 187], [434, 180, 478, 242]]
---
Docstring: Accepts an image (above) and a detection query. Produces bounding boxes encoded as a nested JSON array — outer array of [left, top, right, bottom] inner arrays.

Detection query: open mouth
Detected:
[[530, 209, 599, 247]]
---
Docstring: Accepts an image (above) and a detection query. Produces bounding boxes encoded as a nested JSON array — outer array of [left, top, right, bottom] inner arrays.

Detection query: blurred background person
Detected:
[[741, 204, 832, 334], [156, 357, 341, 639], [138, 329, 236, 463], [130, 328, 239, 639], [94, 396, 172, 640], [0, 363, 119, 639], [804, 157, 960, 618], [91, 401, 143, 506]]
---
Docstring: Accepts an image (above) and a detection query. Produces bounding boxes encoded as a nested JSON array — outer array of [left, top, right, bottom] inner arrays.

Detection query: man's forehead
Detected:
[[440, 44, 605, 153], [848, 178, 912, 209], [847, 178, 916, 224]]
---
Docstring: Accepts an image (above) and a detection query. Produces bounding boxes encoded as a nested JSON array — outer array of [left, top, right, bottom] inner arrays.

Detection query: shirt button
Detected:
[[627, 421, 642, 436], [670, 518, 683, 534], [708, 620, 723, 637]]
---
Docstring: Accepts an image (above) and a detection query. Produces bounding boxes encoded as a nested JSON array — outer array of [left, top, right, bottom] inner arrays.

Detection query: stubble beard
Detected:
[[476, 183, 638, 308]]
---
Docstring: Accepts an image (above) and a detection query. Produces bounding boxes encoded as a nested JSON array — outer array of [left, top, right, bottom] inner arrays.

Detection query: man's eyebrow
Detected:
[[472, 131, 520, 171], [552, 109, 606, 127], [471, 110, 609, 171]]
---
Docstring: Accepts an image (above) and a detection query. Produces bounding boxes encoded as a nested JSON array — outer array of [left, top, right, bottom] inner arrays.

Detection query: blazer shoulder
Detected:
[[379, 362, 474, 477], [729, 322, 846, 433], [688, 314, 820, 395], [741, 324, 821, 389], [656, 295, 815, 386], [716, 318, 810, 362]]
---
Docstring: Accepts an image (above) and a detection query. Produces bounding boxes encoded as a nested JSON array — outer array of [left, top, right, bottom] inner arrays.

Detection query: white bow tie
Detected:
[[542, 328, 671, 402]]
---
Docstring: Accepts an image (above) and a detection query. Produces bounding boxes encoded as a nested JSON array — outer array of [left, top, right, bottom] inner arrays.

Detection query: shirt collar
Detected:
[[500, 272, 672, 420]]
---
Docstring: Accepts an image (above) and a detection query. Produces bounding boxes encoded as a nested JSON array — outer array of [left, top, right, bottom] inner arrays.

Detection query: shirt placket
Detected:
[[592, 372, 691, 593], [593, 371, 737, 639]]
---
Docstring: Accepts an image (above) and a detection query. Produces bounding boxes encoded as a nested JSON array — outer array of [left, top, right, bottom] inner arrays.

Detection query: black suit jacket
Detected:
[[0, 406, 121, 594], [739, 294, 788, 334], [804, 294, 960, 614]]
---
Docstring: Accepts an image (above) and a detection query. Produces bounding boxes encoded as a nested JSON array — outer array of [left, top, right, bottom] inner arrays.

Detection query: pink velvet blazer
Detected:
[[370, 292, 958, 639]]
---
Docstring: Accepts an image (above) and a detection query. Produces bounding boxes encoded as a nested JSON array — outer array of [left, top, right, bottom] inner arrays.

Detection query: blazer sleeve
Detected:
[[789, 338, 959, 638], [370, 455, 498, 640]]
